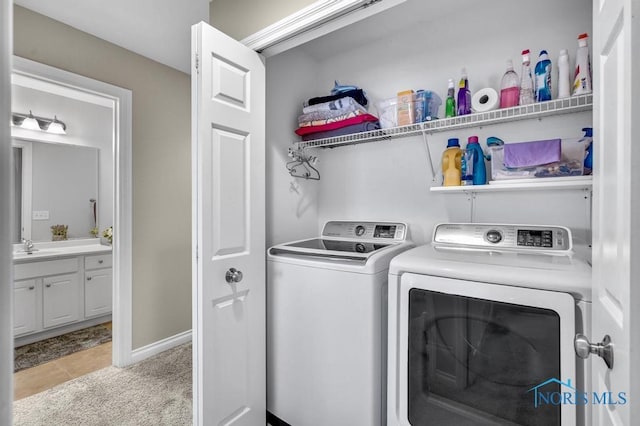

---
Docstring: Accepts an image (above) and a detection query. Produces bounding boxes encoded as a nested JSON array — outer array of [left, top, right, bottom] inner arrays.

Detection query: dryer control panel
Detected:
[[323, 221, 407, 241], [433, 223, 572, 252]]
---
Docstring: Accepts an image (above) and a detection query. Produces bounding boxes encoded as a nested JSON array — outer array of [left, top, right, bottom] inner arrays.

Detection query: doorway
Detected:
[[10, 57, 133, 388]]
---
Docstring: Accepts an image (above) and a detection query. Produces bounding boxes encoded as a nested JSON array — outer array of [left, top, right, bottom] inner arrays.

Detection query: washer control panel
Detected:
[[323, 221, 407, 241], [433, 223, 572, 251]]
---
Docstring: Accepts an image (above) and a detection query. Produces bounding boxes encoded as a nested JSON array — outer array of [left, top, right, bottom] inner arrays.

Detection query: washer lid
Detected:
[[269, 238, 397, 263], [389, 243, 592, 302]]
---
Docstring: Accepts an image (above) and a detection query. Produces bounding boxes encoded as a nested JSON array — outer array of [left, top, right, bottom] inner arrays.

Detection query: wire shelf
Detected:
[[430, 176, 593, 193], [295, 94, 593, 149]]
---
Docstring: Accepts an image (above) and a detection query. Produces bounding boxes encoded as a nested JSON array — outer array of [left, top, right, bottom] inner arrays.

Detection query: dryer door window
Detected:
[[407, 289, 561, 425]]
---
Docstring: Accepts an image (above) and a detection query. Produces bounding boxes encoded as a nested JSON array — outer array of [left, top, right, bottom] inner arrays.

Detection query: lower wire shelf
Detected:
[[430, 176, 593, 193]]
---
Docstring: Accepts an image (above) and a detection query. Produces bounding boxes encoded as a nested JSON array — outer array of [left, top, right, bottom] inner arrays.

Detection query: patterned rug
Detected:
[[14, 323, 112, 372]]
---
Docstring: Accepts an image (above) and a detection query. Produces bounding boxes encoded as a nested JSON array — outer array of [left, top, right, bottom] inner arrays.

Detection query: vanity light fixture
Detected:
[[11, 111, 67, 134]]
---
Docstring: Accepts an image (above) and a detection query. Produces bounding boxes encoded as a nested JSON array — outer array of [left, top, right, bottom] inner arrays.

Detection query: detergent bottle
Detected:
[[535, 50, 553, 102], [465, 136, 487, 185], [557, 49, 571, 98], [573, 33, 593, 95], [461, 149, 474, 185], [442, 138, 462, 186]]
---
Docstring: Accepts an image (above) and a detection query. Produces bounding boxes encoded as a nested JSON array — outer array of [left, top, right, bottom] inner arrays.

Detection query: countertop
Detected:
[[13, 239, 112, 263]]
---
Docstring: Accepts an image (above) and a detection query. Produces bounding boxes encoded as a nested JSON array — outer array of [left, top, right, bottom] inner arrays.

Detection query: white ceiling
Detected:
[[14, 0, 210, 74]]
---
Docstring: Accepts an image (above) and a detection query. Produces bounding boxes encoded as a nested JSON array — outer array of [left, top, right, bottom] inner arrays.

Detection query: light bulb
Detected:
[[21, 111, 40, 130], [47, 116, 66, 134]]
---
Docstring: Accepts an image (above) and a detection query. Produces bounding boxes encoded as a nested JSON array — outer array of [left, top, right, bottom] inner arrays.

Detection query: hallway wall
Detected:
[[13, 6, 192, 349]]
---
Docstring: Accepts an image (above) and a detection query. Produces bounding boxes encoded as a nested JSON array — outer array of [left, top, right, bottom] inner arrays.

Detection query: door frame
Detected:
[[1, 1, 12, 423], [10, 56, 134, 367]]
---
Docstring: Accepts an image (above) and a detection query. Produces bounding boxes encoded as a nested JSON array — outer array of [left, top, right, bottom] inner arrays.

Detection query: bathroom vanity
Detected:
[[13, 239, 112, 346]]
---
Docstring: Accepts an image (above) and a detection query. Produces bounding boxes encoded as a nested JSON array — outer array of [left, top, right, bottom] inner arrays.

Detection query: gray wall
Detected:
[[210, 0, 317, 41], [13, 6, 191, 349]]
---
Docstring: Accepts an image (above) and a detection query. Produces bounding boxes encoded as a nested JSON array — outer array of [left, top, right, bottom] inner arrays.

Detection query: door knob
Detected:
[[575, 334, 614, 369], [225, 268, 243, 284]]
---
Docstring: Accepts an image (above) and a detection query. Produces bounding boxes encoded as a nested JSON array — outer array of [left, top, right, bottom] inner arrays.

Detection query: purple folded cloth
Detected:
[[503, 139, 561, 168]]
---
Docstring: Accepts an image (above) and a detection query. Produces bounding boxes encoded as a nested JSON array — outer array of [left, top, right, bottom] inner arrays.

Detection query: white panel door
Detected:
[[192, 22, 266, 426], [591, 0, 639, 423]]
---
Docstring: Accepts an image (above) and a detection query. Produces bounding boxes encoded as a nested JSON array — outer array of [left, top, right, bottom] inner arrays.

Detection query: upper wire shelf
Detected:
[[294, 94, 593, 150]]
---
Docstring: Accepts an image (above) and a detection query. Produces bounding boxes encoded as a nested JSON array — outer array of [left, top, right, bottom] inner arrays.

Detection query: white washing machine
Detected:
[[267, 221, 413, 426], [387, 223, 592, 426]]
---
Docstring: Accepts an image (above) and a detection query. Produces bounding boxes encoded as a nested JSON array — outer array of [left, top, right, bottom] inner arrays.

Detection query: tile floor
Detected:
[[14, 323, 113, 401]]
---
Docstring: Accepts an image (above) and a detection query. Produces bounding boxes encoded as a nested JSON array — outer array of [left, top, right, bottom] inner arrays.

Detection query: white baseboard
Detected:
[[130, 329, 192, 364]]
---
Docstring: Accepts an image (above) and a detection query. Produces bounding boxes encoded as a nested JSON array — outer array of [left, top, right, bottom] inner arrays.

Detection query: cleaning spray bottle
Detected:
[[442, 138, 462, 186], [535, 50, 553, 102], [519, 49, 535, 105], [499, 60, 520, 108], [580, 127, 593, 175], [445, 79, 456, 118], [457, 68, 471, 116]]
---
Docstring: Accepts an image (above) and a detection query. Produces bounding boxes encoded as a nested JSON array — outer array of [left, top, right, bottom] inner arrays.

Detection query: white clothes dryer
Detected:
[[387, 223, 592, 426], [267, 221, 413, 426]]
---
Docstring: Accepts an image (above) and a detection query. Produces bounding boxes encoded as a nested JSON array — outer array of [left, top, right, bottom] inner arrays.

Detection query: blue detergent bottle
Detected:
[[466, 136, 487, 185], [535, 50, 553, 102]]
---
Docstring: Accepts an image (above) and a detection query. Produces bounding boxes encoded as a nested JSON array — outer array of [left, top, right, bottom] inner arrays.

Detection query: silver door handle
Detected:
[[225, 268, 243, 284], [45, 284, 51, 288], [575, 334, 614, 369]]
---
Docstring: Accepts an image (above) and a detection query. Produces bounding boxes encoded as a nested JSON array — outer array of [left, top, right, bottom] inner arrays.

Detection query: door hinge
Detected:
[[195, 53, 199, 74]]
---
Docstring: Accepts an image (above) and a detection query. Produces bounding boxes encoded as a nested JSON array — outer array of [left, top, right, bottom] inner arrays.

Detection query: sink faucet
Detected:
[[22, 239, 34, 254]]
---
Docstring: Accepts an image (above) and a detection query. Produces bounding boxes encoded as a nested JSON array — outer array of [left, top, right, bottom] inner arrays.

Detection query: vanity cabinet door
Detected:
[[85, 269, 112, 318], [43, 273, 82, 328], [14, 279, 39, 336]]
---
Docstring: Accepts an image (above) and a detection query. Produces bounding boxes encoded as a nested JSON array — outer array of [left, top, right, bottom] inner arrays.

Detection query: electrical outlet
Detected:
[[33, 210, 49, 220]]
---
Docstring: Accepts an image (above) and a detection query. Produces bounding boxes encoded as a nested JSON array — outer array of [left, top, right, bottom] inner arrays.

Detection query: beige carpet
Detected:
[[14, 343, 192, 425]]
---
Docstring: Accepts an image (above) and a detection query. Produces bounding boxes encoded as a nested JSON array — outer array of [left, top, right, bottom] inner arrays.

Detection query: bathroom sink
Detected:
[[13, 249, 60, 260]]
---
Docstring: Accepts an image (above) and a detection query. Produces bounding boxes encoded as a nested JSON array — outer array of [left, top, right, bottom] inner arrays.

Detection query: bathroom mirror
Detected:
[[12, 139, 99, 243]]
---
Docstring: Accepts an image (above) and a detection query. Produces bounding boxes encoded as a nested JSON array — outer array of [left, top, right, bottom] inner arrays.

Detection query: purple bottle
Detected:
[[457, 68, 471, 115]]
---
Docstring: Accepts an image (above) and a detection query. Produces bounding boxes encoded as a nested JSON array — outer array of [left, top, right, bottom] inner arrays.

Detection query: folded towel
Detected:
[[300, 98, 367, 119], [298, 109, 368, 128], [301, 121, 381, 141], [503, 139, 561, 168], [305, 89, 369, 109], [295, 113, 379, 136]]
